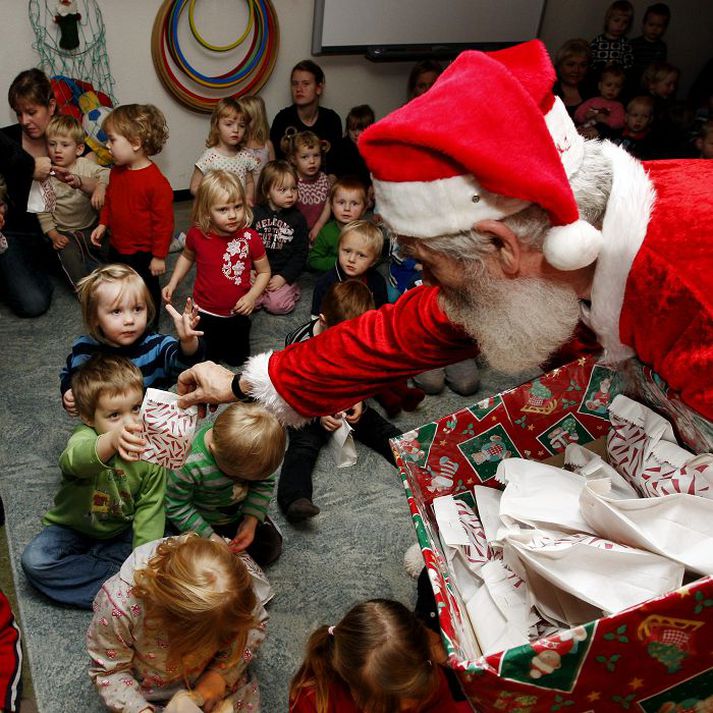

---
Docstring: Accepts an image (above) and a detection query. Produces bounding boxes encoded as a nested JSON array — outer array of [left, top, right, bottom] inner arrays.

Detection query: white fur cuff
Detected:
[[242, 351, 311, 428]]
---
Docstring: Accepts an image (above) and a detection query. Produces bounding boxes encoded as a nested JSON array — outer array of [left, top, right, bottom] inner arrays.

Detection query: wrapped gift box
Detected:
[[393, 355, 713, 712]]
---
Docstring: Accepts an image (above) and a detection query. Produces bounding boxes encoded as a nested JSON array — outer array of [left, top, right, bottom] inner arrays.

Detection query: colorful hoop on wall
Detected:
[[151, 0, 279, 113]]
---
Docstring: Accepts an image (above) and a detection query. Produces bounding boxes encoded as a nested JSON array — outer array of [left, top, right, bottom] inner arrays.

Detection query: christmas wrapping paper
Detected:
[[393, 356, 713, 712], [140, 388, 198, 469]]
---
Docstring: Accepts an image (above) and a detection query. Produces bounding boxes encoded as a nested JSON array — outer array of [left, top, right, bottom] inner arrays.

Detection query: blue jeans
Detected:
[[0, 231, 53, 317], [21, 525, 133, 609]]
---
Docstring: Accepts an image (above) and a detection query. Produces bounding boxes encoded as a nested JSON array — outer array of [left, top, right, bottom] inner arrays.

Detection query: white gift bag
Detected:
[[327, 417, 357, 468], [466, 559, 534, 655], [564, 443, 639, 499], [26, 178, 56, 214], [496, 458, 598, 535], [502, 527, 684, 620], [607, 395, 713, 498], [580, 481, 713, 575], [140, 388, 198, 469]]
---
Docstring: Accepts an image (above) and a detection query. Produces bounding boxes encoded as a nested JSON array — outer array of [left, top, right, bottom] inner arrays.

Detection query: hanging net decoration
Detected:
[[28, 0, 116, 105], [151, 0, 280, 113]]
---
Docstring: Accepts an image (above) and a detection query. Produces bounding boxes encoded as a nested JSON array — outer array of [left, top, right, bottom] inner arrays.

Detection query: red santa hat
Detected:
[[359, 40, 602, 271]]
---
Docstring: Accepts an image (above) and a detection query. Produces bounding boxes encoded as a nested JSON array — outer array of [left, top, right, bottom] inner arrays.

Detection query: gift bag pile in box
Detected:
[[392, 355, 713, 712]]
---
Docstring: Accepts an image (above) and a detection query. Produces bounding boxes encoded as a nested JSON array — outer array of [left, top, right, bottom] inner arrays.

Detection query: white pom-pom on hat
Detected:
[[543, 221, 604, 271]]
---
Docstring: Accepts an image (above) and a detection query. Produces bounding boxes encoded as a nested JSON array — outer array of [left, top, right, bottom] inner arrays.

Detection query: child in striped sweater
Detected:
[[166, 403, 286, 567]]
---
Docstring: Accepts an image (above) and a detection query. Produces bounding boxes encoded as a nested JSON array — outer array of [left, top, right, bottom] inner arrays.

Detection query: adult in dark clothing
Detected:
[[270, 60, 342, 175], [0, 69, 59, 317]]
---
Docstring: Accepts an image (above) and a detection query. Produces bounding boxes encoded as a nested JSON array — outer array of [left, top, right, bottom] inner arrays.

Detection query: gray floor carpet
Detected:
[[0, 205, 524, 712]]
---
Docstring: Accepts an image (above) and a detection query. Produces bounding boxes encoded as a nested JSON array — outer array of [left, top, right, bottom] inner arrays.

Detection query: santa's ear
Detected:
[[473, 219, 521, 275]]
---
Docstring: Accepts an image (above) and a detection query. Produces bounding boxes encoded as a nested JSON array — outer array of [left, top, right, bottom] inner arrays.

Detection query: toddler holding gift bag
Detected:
[[88, 534, 268, 713], [60, 263, 204, 416], [22, 355, 166, 609], [166, 403, 286, 567]]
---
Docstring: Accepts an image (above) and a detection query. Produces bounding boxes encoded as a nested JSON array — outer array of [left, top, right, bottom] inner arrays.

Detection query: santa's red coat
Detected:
[[244, 151, 713, 425]]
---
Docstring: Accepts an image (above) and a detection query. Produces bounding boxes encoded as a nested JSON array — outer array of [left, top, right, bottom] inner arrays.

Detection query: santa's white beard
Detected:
[[442, 268, 582, 375]]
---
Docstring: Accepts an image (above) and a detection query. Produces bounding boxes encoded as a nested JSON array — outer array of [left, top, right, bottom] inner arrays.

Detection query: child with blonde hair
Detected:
[[574, 64, 626, 134], [308, 177, 368, 272], [88, 534, 269, 712], [189, 98, 258, 204], [38, 115, 110, 287], [311, 221, 424, 417], [251, 160, 309, 314], [163, 170, 269, 366], [22, 355, 165, 609], [282, 130, 333, 242], [241, 95, 276, 187], [60, 263, 203, 415], [90, 104, 173, 329], [311, 220, 386, 317], [166, 402, 286, 566], [590, 1, 634, 73], [289, 598, 470, 712]]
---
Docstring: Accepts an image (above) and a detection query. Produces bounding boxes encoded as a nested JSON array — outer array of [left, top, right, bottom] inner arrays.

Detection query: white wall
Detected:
[[2, 0, 711, 190]]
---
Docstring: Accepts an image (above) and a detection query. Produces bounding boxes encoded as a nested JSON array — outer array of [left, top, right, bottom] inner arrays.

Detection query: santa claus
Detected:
[[177, 40, 713, 424]]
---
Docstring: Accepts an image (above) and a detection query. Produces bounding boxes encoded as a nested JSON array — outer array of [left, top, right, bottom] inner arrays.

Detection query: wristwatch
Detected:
[[231, 374, 254, 402]]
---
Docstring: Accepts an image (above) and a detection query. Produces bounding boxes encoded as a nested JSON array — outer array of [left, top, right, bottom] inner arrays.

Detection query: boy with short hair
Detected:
[[166, 403, 286, 566], [612, 95, 657, 158], [310, 219, 387, 317], [630, 3, 670, 88], [21, 354, 166, 609], [311, 220, 425, 416], [279, 280, 403, 522], [38, 115, 110, 287], [307, 177, 368, 273]]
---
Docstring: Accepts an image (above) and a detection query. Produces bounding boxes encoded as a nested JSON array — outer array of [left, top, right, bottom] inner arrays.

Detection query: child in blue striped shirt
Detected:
[[166, 402, 286, 566], [60, 263, 204, 415]]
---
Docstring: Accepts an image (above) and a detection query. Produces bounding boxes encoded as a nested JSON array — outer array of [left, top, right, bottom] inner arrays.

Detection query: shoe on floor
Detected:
[[286, 497, 321, 523], [168, 231, 186, 253], [402, 386, 426, 412]]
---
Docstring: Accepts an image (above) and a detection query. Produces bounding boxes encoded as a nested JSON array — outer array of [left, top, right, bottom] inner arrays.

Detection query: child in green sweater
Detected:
[[21, 354, 166, 609], [166, 402, 286, 566], [307, 177, 367, 272]]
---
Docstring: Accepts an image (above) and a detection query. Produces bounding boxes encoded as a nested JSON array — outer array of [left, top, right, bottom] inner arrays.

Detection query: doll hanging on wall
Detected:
[[55, 0, 81, 50]]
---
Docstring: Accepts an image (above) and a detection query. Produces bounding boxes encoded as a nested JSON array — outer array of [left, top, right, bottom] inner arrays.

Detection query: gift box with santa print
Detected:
[[393, 355, 713, 712]]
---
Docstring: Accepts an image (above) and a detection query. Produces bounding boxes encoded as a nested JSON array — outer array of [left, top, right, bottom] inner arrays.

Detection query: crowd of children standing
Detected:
[[1, 17, 712, 710], [554, 2, 713, 160]]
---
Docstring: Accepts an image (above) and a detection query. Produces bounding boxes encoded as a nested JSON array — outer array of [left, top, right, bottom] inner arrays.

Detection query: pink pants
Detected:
[[256, 283, 301, 315]]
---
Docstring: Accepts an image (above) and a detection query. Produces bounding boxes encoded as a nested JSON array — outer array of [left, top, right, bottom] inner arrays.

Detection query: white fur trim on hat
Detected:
[[373, 173, 527, 238], [543, 220, 604, 270], [544, 97, 585, 179]]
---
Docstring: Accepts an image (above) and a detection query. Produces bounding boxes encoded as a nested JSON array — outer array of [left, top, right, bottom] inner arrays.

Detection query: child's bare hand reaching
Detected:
[[320, 412, 344, 432], [166, 298, 203, 354], [110, 422, 145, 461], [344, 401, 364, 425], [62, 388, 78, 416], [229, 515, 258, 553], [193, 670, 228, 713]]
